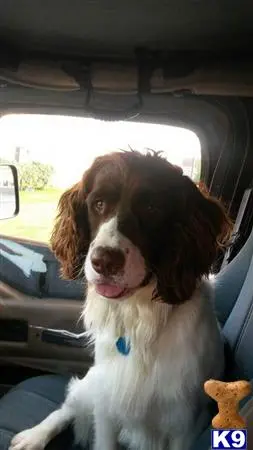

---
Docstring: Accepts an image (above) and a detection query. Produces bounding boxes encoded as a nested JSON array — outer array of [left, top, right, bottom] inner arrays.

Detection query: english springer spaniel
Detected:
[[10, 151, 231, 450]]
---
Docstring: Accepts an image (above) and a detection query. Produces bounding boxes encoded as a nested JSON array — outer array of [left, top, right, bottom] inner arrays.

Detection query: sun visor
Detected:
[[0, 60, 80, 91], [1, 59, 253, 97], [151, 61, 253, 97]]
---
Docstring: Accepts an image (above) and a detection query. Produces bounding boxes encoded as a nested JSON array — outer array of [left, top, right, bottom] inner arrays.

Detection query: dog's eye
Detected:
[[94, 200, 105, 214]]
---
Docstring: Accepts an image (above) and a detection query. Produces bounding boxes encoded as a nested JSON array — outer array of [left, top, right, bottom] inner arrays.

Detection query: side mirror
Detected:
[[0, 164, 19, 220]]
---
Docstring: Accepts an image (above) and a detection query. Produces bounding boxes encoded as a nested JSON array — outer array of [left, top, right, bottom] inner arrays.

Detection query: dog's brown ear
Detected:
[[156, 179, 232, 304], [50, 182, 90, 279]]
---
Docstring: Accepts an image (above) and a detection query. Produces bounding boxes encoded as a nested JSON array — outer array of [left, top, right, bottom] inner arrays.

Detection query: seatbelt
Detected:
[[221, 184, 253, 270]]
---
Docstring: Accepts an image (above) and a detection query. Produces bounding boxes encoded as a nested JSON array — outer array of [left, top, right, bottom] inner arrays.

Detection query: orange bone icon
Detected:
[[204, 379, 251, 429]]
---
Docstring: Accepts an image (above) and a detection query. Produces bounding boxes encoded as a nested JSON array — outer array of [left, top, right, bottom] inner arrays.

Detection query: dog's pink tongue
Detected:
[[95, 284, 125, 298]]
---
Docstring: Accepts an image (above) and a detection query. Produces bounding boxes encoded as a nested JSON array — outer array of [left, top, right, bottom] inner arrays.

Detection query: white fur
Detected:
[[85, 216, 147, 289], [9, 278, 224, 450]]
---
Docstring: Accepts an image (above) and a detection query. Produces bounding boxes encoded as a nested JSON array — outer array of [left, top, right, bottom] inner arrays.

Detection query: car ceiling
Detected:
[[1, 1, 253, 98], [0, 0, 253, 58]]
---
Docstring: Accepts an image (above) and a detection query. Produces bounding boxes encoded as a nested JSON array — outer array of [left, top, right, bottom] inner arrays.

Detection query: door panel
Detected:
[[0, 281, 92, 375]]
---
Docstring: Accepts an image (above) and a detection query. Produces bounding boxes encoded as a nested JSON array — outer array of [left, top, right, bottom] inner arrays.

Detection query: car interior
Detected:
[[1, 1, 253, 449]]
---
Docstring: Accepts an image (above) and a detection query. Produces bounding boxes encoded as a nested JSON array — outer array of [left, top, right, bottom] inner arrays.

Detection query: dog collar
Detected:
[[116, 337, 131, 356]]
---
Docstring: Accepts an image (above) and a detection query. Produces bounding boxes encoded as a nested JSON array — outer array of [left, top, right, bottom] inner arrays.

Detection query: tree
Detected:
[[192, 159, 201, 183], [18, 161, 54, 191]]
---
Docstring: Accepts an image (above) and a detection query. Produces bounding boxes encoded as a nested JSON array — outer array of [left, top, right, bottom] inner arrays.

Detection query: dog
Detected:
[[10, 151, 231, 450]]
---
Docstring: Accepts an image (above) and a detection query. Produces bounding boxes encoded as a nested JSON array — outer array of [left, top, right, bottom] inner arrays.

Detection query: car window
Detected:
[[0, 114, 201, 243], [0, 114, 201, 298]]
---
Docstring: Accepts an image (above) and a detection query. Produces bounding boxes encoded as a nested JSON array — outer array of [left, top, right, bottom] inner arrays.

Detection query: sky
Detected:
[[0, 114, 201, 188]]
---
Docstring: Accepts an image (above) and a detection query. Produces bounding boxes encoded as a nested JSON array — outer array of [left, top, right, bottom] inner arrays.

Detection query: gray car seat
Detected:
[[1, 227, 253, 450], [0, 374, 83, 450]]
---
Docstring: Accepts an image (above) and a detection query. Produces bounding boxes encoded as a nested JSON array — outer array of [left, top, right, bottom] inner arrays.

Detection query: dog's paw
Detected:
[[9, 428, 46, 450]]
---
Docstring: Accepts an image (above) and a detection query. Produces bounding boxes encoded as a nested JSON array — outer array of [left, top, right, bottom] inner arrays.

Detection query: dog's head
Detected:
[[51, 151, 231, 304]]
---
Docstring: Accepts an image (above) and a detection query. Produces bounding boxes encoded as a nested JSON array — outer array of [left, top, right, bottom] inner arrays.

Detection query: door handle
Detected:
[[31, 326, 87, 348]]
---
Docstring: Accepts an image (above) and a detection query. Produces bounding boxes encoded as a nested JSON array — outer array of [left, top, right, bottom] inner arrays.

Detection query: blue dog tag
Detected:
[[116, 337, 131, 356]]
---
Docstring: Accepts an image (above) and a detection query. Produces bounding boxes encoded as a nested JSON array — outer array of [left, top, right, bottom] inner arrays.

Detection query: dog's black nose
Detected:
[[91, 246, 125, 276]]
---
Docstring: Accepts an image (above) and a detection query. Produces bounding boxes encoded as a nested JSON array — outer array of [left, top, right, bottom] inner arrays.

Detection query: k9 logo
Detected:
[[211, 430, 247, 449]]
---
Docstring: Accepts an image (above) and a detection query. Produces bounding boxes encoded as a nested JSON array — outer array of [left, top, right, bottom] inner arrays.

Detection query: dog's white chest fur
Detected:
[[72, 280, 224, 449]]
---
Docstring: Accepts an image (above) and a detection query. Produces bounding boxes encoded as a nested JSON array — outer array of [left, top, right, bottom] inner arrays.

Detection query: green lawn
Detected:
[[0, 188, 63, 243]]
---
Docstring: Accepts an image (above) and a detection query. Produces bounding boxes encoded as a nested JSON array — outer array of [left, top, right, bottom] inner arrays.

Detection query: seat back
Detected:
[[214, 226, 253, 326], [214, 226, 253, 380]]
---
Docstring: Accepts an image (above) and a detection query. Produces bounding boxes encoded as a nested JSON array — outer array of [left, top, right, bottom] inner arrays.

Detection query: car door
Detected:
[[0, 235, 92, 375]]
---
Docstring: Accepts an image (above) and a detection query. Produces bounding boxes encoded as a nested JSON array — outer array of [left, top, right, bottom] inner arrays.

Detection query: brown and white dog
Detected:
[[10, 151, 231, 450]]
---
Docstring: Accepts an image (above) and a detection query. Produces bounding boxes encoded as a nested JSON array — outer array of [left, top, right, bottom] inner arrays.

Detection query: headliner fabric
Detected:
[[0, 0, 253, 58]]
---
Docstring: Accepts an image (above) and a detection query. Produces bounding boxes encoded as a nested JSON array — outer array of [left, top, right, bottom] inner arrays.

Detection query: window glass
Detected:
[[0, 114, 201, 243]]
